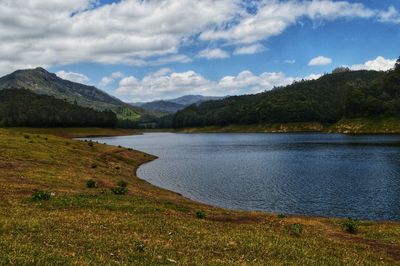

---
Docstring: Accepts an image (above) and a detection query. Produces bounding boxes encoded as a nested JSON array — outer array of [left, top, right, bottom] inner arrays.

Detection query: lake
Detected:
[[90, 133, 400, 221]]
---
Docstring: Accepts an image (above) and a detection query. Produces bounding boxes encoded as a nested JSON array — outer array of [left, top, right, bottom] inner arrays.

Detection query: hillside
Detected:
[[0, 89, 117, 127], [0, 68, 143, 121], [132, 95, 222, 114], [165, 69, 397, 128]]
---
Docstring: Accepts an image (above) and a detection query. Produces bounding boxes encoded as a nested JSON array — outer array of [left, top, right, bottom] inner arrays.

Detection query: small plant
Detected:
[[91, 163, 97, 169], [134, 240, 145, 252], [31, 190, 51, 201], [277, 214, 287, 219], [117, 179, 127, 188], [44, 137, 48, 141], [287, 223, 303, 237], [115, 166, 120, 170], [24, 135, 30, 139], [118, 145, 122, 148], [196, 211, 206, 219], [88, 140, 94, 147], [111, 186, 128, 195], [342, 218, 359, 234], [86, 179, 97, 188]]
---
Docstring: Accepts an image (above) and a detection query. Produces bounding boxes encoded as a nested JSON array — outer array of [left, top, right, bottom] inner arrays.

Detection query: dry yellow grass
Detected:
[[1, 127, 400, 265]]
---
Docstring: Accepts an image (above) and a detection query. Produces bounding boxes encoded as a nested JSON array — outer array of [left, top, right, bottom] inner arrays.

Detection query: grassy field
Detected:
[[1, 128, 400, 265]]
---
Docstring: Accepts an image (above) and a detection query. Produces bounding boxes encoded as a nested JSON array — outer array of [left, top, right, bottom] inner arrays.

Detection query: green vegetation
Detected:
[[0, 89, 117, 127], [163, 65, 400, 134], [31, 190, 51, 201], [343, 218, 360, 234], [86, 179, 97, 188], [1, 128, 400, 264]]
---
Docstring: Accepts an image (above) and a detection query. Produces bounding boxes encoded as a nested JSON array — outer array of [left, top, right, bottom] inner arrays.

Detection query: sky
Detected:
[[1, 0, 400, 102]]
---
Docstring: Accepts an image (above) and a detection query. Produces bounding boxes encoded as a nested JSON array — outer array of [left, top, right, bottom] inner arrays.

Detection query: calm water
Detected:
[[90, 133, 400, 221]]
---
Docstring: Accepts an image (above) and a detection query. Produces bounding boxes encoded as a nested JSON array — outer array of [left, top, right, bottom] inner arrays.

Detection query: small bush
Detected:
[[24, 135, 30, 139], [117, 179, 127, 188], [111, 186, 128, 195], [115, 166, 120, 170], [277, 214, 287, 219], [31, 190, 51, 201], [44, 137, 48, 141], [342, 218, 359, 234], [86, 179, 97, 188], [118, 145, 122, 148], [196, 211, 206, 219], [134, 240, 145, 252], [88, 140, 94, 147], [91, 163, 97, 169], [287, 223, 303, 237]]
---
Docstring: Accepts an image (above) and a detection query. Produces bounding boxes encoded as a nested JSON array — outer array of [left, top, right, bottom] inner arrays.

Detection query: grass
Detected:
[[1, 127, 400, 265]]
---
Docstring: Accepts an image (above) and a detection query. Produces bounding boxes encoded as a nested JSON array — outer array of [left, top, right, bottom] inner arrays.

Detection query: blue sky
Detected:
[[1, 0, 399, 101]]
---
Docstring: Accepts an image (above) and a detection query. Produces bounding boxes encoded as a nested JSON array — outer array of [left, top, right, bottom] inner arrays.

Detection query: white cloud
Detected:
[[56, 70, 90, 84], [200, 0, 376, 44], [303, 73, 322, 80], [197, 48, 230, 59], [115, 68, 304, 102], [99, 71, 125, 88], [234, 43, 266, 55], [284, 59, 296, 64], [378, 6, 400, 23], [350, 56, 397, 71], [0, 0, 239, 75], [308, 56, 332, 66]]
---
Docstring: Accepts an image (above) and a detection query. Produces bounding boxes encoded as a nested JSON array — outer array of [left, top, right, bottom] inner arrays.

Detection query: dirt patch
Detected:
[[330, 232, 400, 261]]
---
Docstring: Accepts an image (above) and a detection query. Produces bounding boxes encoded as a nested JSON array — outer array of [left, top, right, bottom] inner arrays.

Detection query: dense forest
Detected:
[[0, 89, 117, 127], [160, 58, 400, 128]]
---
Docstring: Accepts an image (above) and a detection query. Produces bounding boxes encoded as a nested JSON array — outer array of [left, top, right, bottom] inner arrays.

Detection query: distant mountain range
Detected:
[[131, 95, 222, 113], [0, 67, 144, 121]]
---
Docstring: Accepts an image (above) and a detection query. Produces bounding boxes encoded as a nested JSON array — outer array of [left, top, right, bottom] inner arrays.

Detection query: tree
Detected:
[[396, 57, 400, 70]]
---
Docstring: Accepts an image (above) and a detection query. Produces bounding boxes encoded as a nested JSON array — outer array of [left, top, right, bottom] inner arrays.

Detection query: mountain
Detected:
[[0, 67, 144, 121], [138, 100, 186, 113], [131, 95, 222, 114], [0, 89, 117, 127], [161, 69, 396, 128], [168, 95, 222, 106]]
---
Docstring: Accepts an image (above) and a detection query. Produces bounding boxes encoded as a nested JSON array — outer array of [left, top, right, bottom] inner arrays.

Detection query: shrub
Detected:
[[342, 218, 359, 234], [134, 240, 145, 252], [31, 190, 51, 201], [196, 211, 206, 219], [88, 140, 94, 147], [117, 179, 127, 188], [287, 223, 303, 237], [86, 179, 97, 188], [111, 186, 128, 195], [24, 135, 30, 139], [91, 163, 97, 169], [277, 214, 287, 219]]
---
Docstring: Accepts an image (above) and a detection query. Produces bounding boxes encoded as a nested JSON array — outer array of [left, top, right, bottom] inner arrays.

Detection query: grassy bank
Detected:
[[1, 128, 400, 265], [6, 127, 139, 138], [179, 117, 400, 134]]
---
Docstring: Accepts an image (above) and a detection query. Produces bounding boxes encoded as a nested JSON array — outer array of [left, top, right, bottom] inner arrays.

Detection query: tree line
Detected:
[[0, 89, 117, 127]]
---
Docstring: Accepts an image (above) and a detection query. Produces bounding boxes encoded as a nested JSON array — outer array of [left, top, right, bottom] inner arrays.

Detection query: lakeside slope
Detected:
[[1, 128, 400, 265], [180, 118, 400, 134]]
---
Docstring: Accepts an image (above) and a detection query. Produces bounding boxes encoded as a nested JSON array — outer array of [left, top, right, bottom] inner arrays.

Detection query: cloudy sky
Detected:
[[1, 0, 400, 102]]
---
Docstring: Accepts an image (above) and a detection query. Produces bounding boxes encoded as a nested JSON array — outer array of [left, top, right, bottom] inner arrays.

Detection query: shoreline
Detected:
[[2, 127, 400, 264]]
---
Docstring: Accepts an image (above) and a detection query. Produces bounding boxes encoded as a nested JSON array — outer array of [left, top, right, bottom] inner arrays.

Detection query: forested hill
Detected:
[[0, 67, 144, 121], [163, 65, 400, 128], [0, 89, 117, 127]]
